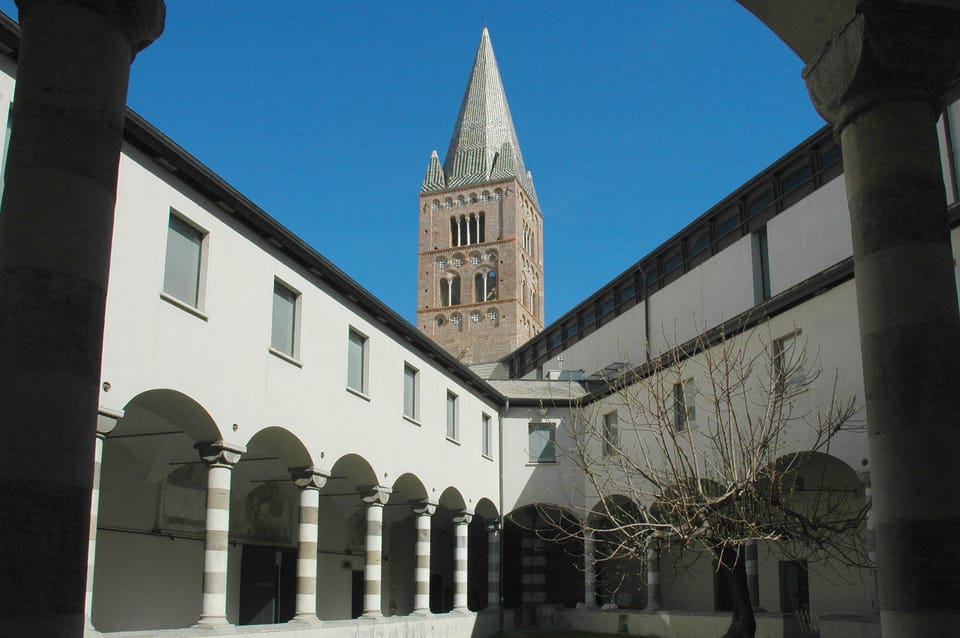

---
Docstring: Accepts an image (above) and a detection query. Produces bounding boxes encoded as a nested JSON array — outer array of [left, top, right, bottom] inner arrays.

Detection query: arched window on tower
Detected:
[[440, 275, 461, 307], [469, 213, 478, 246], [459, 215, 469, 246], [532, 289, 538, 319], [450, 217, 460, 247], [473, 271, 498, 303], [478, 211, 486, 243], [521, 279, 527, 308]]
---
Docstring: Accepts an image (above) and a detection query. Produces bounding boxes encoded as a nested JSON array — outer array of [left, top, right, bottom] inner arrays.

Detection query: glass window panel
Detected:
[[163, 215, 203, 306], [528, 423, 555, 463], [271, 282, 297, 356], [403, 365, 417, 418], [348, 330, 365, 392], [603, 412, 618, 456], [482, 414, 492, 457], [446, 392, 458, 439]]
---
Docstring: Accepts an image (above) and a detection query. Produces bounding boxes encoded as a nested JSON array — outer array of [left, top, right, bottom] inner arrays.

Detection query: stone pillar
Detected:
[[290, 468, 329, 623], [582, 530, 598, 608], [0, 2, 163, 636], [452, 512, 472, 612], [803, 5, 960, 635], [486, 521, 501, 610], [520, 536, 547, 605], [84, 409, 121, 631], [858, 471, 878, 609], [645, 544, 662, 612], [745, 540, 760, 611], [361, 486, 391, 618], [195, 441, 243, 627], [412, 500, 436, 615]]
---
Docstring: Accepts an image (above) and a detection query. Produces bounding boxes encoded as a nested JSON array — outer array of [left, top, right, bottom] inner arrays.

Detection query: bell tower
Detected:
[[417, 28, 545, 364]]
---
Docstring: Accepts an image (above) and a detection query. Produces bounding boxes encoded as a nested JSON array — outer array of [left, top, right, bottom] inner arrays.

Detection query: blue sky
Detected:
[[0, 1, 825, 326]]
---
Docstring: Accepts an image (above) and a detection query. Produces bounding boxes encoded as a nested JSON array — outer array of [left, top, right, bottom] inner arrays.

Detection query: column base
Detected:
[[644, 604, 662, 612], [290, 614, 322, 626], [576, 602, 599, 610], [411, 608, 432, 616], [360, 611, 383, 619], [451, 607, 471, 615], [193, 617, 234, 631]]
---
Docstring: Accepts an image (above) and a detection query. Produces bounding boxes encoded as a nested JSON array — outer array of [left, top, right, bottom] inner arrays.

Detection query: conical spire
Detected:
[[422, 28, 537, 204]]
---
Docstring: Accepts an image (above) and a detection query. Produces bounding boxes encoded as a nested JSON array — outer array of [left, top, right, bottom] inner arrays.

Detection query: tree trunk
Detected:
[[719, 545, 756, 638]]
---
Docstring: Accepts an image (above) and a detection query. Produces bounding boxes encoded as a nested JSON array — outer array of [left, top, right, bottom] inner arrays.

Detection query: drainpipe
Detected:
[[498, 399, 508, 633]]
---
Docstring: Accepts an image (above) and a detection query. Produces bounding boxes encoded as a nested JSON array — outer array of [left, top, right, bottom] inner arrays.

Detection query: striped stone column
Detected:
[[361, 486, 391, 618], [452, 512, 472, 612], [486, 521, 501, 610], [291, 468, 329, 623], [583, 530, 598, 608], [84, 408, 120, 630], [645, 544, 661, 611], [195, 441, 244, 627], [412, 500, 436, 615], [745, 540, 760, 610], [520, 536, 547, 604]]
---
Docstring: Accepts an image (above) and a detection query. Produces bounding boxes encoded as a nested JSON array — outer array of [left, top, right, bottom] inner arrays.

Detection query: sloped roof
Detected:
[[422, 28, 538, 206]]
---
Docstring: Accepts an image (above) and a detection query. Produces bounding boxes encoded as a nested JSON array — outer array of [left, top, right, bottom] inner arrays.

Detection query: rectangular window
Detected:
[[673, 383, 687, 432], [403, 364, 418, 419], [482, 413, 492, 458], [347, 328, 368, 394], [446, 391, 458, 440], [773, 332, 806, 396], [271, 280, 299, 358], [603, 411, 618, 456], [528, 422, 556, 463], [163, 213, 206, 308], [753, 228, 771, 303]]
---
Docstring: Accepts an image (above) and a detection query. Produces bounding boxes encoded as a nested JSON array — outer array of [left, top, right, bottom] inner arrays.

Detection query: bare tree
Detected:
[[552, 324, 869, 638]]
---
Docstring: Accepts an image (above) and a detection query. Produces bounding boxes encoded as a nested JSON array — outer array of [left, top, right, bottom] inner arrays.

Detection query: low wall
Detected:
[[89, 611, 498, 638], [559, 608, 801, 638], [819, 614, 880, 638]]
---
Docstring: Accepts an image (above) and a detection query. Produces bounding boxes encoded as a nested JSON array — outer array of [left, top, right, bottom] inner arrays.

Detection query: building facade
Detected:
[[418, 29, 545, 365], [2, 9, 960, 638]]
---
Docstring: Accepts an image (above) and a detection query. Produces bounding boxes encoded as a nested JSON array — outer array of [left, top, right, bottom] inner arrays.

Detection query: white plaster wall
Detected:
[[767, 176, 852, 295], [500, 405, 585, 515], [98, 144, 501, 511]]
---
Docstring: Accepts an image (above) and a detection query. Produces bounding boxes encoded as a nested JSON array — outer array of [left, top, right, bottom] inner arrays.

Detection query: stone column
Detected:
[[360, 486, 391, 618], [412, 500, 436, 615], [84, 409, 121, 631], [486, 521, 501, 610], [582, 530, 598, 608], [452, 512, 472, 612], [520, 536, 546, 605], [0, 3, 163, 636], [291, 468, 329, 623], [803, 5, 960, 635], [195, 441, 243, 627], [645, 544, 661, 612], [745, 540, 760, 611]]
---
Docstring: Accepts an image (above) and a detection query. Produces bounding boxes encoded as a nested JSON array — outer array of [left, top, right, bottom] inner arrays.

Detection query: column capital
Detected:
[[453, 511, 473, 525], [486, 520, 501, 534], [411, 499, 437, 516], [290, 466, 330, 490], [96, 407, 123, 437], [16, 0, 166, 56], [803, 3, 960, 133], [195, 440, 245, 468], [360, 485, 391, 506]]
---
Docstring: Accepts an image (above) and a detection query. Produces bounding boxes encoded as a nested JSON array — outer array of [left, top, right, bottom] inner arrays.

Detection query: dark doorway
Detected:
[[779, 560, 810, 613], [239, 546, 296, 625], [351, 570, 363, 618], [714, 560, 734, 612]]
